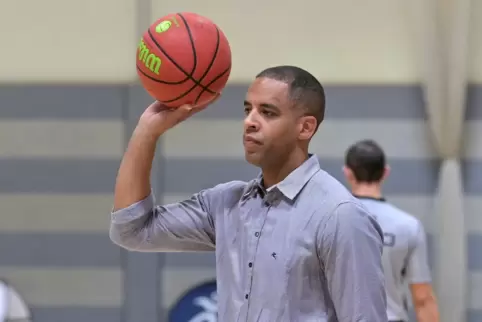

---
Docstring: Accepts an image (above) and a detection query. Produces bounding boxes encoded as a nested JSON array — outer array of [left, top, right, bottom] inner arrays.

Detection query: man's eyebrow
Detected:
[[259, 103, 279, 110], [243, 101, 279, 111]]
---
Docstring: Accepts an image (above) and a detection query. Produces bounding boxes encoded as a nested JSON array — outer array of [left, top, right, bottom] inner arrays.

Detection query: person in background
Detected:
[[343, 139, 440, 322]]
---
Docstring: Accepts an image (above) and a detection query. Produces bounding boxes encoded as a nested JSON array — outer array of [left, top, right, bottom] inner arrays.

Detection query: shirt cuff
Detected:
[[111, 192, 155, 224], [408, 276, 432, 284]]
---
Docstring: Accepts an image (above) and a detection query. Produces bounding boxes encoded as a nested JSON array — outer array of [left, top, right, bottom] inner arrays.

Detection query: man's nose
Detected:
[[244, 111, 259, 131]]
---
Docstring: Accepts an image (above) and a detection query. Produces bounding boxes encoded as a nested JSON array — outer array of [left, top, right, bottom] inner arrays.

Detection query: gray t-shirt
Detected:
[[357, 197, 432, 321]]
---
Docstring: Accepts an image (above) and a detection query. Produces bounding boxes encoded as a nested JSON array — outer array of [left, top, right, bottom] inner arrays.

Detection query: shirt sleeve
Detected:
[[405, 221, 432, 284], [109, 181, 243, 252], [319, 201, 388, 322]]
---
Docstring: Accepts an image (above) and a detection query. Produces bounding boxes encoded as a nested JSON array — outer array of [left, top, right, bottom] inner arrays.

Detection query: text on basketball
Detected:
[[138, 39, 162, 75]]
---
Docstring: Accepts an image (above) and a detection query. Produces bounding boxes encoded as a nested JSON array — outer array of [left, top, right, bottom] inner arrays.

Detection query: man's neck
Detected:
[[261, 152, 309, 189], [351, 184, 383, 199]]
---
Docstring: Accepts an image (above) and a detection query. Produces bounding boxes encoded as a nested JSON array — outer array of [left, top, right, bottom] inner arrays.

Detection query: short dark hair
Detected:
[[256, 65, 325, 128], [345, 139, 386, 183]]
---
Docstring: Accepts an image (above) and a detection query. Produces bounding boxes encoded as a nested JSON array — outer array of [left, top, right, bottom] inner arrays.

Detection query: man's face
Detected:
[[242, 77, 301, 167]]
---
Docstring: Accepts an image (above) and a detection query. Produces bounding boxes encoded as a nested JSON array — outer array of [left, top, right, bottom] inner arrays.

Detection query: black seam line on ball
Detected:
[[193, 66, 231, 104], [162, 24, 222, 104]]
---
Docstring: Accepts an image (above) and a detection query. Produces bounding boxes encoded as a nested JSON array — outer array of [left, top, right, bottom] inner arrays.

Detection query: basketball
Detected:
[[136, 12, 232, 108]]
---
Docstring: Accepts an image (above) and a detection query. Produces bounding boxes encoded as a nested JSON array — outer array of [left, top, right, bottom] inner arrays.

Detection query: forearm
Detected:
[[414, 299, 440, 322], [113, 125, 159, 211]]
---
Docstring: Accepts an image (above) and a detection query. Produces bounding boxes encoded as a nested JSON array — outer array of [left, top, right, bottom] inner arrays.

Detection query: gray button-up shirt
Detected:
[[110, 155, 387, 322]]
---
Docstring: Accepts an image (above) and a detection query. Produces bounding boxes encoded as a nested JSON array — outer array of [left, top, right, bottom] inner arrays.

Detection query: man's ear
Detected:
[[298, 116, 317, 141], [381, 165, 391, 182], [342, 165, 356, 184]]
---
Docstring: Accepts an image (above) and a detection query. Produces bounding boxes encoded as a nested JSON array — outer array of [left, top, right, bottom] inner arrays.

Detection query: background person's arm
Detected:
[[406, 222, 440, 322]]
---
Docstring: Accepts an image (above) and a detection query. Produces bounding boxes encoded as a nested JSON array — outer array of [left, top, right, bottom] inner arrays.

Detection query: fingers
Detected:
[[168, 104, 195, 125], [146, 101, 174, 114], [147, 100, 163, 110], [147, 92, 222, 126], [153, 92, 221, 111], [175, 93, 222, 119]]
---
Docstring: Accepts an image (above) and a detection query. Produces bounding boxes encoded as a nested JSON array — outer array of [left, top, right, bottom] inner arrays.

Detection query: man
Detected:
[[110, 66, 387, 321], [343, 139, 440, 322]]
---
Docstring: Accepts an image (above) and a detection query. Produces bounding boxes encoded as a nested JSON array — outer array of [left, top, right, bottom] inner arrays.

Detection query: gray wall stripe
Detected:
[[124, 252, 159, 322], [179, 84, 426, 120], [464, 161, 482, 195], [468, 310, 482, 322], [0, 233, 120, 267], [31, 307, 121, 322], [0, 84, 428, 120], [162, 158, 440, 195], [466, 85, 482, 120], [123, 83, 160, 322], [427, 235, 434, 270], [468, 234, 482, 271], [0, 159, 119, 193], [0, 85, 124, 119], [158, 254, 167, 320], [322, 85, 425, 119], [1, 84, 481, 120], [2, 158, 482, 195]]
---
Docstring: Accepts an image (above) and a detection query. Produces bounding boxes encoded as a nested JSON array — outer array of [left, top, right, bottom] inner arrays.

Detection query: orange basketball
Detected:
[[136, 12, 232, 107]]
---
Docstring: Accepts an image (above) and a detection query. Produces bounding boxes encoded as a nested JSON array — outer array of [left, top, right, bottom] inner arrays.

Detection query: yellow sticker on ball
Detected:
[[155, 20, 172, 33]]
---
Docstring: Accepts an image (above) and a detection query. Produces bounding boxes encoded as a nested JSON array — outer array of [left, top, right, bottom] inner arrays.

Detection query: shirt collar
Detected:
[[245, 154, 321, 201], [353, 195, 386, 202]]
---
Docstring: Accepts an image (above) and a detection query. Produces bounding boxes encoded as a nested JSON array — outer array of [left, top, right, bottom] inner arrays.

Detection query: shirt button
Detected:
[[245, 294, 249, 299], [248, 262, 253, 268], [254, 232, 260, 237]]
